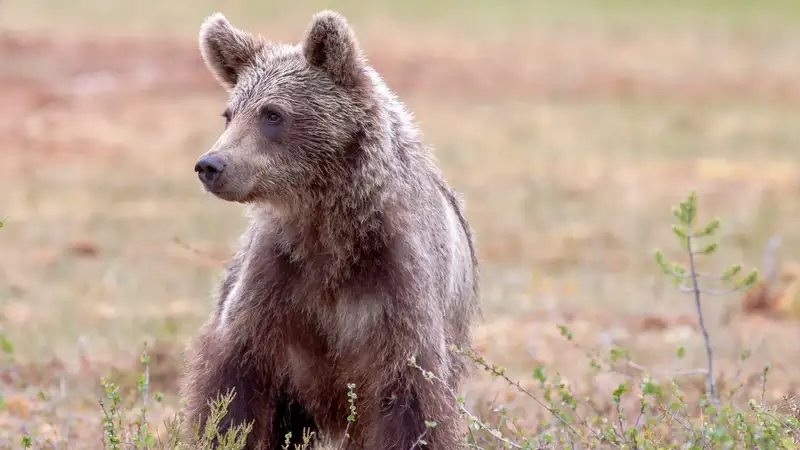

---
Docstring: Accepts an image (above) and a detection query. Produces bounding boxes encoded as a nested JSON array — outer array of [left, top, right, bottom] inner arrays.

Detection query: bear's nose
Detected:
[[194, 155, 226, 185]]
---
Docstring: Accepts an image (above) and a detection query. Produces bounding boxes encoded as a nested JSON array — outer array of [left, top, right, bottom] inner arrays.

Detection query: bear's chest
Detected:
[[218, 247, 324, 323], [219, 250, 387, 347]]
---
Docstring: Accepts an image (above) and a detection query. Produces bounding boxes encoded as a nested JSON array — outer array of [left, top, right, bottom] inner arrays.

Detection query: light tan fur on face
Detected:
[[196, 12, 376, 209], [198, 120, 270, 203]]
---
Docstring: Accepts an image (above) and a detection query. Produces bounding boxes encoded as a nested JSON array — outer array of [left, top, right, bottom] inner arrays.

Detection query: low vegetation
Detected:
[[2, 192, 797, 449]]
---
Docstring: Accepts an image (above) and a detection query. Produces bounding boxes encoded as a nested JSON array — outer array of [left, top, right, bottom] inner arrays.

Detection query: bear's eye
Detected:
[[222, 109, 232, 128], [262, 108, 283, 125], [257, 105, 288, 140]]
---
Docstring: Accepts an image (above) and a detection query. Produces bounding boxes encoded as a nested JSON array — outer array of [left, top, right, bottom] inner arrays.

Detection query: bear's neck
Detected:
[[272, 193, 394, 264], [271, 167, 417, 275]]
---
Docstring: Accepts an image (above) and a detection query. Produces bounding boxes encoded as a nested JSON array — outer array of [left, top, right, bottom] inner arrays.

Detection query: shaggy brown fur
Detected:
[[181, 10, 480, 450]]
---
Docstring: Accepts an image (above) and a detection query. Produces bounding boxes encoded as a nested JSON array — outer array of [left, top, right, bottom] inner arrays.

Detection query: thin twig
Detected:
[[448, 352, 622, 449], [631, 412, 642, 450], [459, 404, 525, 449], [627, 360, 708, 377], [339, 422, 351, 450], [661, 405, 711, 450], [615, 401, 627, 447], [668, 269, 730, 280], [678, 284, 739, 296], [408, 359, 527, 449], [141, 350, 150, 426], [409, 429, 428, 450], [685, 228, 718, 404], [633, 402, 645, 431], [467, 361, 586, 443]]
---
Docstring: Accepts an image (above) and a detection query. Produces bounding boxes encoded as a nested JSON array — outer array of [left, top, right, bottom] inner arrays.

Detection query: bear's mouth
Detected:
[[202, 183, 258, 204], [205, 187, 245, 203]]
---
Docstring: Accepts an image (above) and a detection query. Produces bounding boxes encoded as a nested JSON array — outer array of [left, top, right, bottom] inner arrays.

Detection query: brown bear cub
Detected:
[[181, 10, 480, 450]]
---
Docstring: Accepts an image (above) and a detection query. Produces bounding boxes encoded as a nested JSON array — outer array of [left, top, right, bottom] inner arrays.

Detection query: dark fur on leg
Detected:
[[271, 391, 319, 449], [182, 331, 275, 449], [361, 371, 462, 450]]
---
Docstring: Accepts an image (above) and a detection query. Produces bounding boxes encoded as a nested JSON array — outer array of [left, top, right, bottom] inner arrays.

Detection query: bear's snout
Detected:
[[194, 154, 226, 186]]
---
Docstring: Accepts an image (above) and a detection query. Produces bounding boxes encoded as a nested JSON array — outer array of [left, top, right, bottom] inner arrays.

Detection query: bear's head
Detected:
[[194, 11, 377, 206]]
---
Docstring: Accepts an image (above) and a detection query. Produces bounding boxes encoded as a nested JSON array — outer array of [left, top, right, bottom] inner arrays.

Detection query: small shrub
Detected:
[[96, 345, 252, 450], [408, 191, 798, 449]]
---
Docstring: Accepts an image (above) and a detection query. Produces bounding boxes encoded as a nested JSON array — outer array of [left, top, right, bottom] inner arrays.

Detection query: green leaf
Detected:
[[670, 263, 687, 276], [609, 346, 628, 362], [0, 336, 13, 355], [740, 349, 752, 361], [672, 206, 684, 222], [684, 191, 698, 225], [676, 346, 686, 359], [654, 249, 665, 267], [736, 269, 759, 289], [697, 242, 718, 255], [665, 263, 687, 284], [612, 383, 628, 404], [721, 264, 742, 281], [140, 350, 151, 366], [671, 225, 689, 249], [672, 224, 687, 240], [533, 365, 547, 383], [557, 324, 573, 341], [698, 217, 722, 237], [641, 378, 664, 397]]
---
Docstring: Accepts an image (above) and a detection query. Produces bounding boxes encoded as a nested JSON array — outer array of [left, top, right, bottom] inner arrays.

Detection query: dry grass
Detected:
[[2, 0, 800, 447]]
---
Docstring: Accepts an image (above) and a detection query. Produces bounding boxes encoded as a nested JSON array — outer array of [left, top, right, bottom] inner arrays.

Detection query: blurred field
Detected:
[[2, 0, 800, 447]]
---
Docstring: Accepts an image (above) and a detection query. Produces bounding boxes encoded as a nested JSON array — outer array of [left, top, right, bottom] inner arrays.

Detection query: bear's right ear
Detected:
[[199, 13, 262, 90], [302, 10, 367, 89]]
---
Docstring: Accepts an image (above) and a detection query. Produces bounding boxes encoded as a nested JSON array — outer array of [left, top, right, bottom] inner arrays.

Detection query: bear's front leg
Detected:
[[181, 324, 275, 449], [361, 371, 462, 450]]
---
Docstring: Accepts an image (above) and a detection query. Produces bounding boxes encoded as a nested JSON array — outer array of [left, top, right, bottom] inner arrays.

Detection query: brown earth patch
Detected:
[[2, 29, 800, 126]]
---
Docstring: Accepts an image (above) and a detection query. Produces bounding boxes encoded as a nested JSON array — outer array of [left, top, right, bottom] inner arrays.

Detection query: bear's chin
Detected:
[[203, 187, 251, 204]]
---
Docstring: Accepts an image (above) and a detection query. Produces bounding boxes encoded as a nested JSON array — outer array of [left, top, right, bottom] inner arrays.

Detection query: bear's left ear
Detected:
[[302, 10, 367, 89], [199, 13, 263, 90]]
